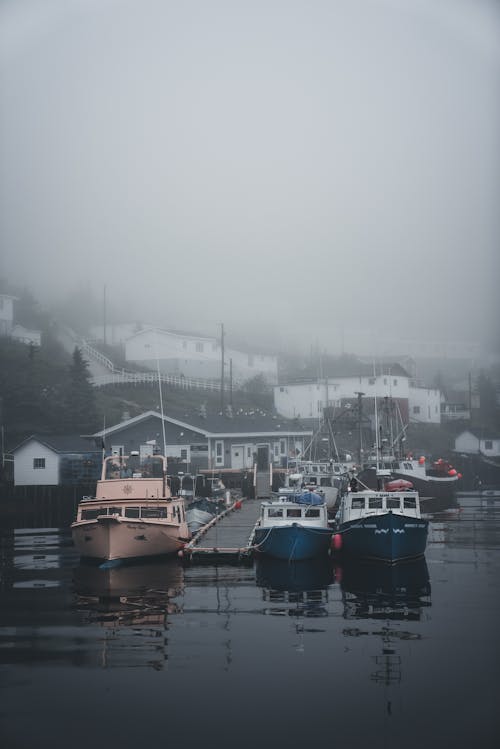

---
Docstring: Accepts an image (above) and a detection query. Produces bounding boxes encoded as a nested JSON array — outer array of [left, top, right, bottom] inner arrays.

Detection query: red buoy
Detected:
[[332, 533, 343, 551], [234, 500, 242, 509], [448, 469, 457, 476]]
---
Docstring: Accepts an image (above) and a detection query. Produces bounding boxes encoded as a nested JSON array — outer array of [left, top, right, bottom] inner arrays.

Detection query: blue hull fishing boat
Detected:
[[333, 485, 428, 563], [252, 491, 333, 561]]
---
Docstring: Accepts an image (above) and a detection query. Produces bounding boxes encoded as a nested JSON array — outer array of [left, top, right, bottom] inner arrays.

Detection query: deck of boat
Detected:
[[180, 497, 260, 564]]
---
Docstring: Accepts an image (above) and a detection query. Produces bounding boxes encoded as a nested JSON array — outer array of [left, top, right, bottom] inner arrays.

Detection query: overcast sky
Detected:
[[1, 0, 499, 356]]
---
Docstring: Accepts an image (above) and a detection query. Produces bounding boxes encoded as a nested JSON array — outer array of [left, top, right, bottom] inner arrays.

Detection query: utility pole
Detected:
[[229, 358, 233, 408], [355, 391, 365, 465], [220, 323, 225, 413], [103, 284, 107, 346]]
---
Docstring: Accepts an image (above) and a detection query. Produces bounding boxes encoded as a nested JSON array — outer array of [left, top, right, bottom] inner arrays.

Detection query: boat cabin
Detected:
[[76, 499, 186, 523], [259, 498, 329, 528], [338, 491, 421, 523]]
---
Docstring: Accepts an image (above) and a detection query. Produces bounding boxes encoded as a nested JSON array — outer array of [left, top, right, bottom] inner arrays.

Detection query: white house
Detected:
[[274, 374, 441, 425], [12, 435, 101, 486], [454, 430, 500, 458], [124, 327, 278, 386], [0, 293, 41, 346]]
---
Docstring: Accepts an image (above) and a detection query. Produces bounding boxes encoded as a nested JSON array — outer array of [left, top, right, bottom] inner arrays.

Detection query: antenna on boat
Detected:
[[154, 333, 167, 456], [373, 359, 380, 474]]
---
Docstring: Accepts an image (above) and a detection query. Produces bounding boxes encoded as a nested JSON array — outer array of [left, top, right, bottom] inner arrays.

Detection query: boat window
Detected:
[[81, 509, 101, 520], [125, 507, 140, 518], [404, 497, 417, 509], [320, 477, 330, 487], [386, 498, 401, 509], [404, 462, 413, 470], [368, 498, 383, 509], [286, 508, 302, 518], [308, 477, 318, 485], [305, 508, 321, 517], [268, 508, 284, 518], [141, 508, 168, 518], [351, 498, 366, 509]]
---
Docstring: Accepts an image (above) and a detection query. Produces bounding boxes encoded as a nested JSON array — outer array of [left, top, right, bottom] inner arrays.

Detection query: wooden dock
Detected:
[[179, 497, 260, 565]]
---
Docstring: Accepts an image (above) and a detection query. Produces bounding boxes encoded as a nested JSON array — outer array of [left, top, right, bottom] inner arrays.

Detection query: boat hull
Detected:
[[359, 466, 457, 501], [336, 512, 428, 563], [71, 516, 188, 562], [253, 523, 332, 561]]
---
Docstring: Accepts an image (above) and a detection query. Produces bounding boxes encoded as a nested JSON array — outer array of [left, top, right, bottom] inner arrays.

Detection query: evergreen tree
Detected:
[[65, 347, 99, 433]]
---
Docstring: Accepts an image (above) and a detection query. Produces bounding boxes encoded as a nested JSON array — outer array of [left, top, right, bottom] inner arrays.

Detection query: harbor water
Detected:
[[1, 491, 499, 749]]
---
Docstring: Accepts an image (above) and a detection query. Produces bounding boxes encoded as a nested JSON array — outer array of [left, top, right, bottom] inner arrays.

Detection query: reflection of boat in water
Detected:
[[71, 452, 191, 563], [73, 558, 184, 671], [73, 558, 184, 603], [337, 556, 431, 620], [339, 557, 431, 699], [255, 556, 333, 593], [255, 556, 332, 619]]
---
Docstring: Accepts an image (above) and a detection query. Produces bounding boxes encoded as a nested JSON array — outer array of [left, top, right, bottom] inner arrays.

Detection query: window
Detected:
[[33, 458, 45, 469], [386, 498, 401, 509], [368, 377, 375, 385], [305, 508, 321, 517], [82, 509, 100, 520], [393, 379, 398, 386], [369, 498, 383, 509], [413, 406, 420, 414], [215, 440, 224, 466], [140, 508, 168, 518], [125, 507, 140, 518], [195, 342, 204, 352], [268, 508, 283, 518], [280, 440, 286, 454], [485, 440, 493, 450], [287, 508, 302, 518], [404, 497, 417, 509], [351, 498, 366, 509], [180, 449, 187, 460]]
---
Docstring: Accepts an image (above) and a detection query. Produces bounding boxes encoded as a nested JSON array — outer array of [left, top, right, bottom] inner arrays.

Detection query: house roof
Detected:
[[92, 410, 312, 440], [456, 429, 500, 441], [12, 434, 102, 454]]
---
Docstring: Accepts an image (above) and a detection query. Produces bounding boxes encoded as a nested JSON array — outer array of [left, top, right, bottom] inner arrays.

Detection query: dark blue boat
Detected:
[[333, 490, 428, 563], [252, 491, 333, 561]]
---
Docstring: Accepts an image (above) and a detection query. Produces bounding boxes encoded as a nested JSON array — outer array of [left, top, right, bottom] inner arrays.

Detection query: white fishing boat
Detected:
[[279, 461, 350, 512], [71, 452, 191, 563]]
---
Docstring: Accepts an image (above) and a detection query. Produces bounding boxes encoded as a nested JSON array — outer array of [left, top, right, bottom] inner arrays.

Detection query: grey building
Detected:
[[91, 410, 312, 474]]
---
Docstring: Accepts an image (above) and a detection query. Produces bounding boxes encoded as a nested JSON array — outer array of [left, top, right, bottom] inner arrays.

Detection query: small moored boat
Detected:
[[71, 452, 191, 563], [251, 491, 333, 562]]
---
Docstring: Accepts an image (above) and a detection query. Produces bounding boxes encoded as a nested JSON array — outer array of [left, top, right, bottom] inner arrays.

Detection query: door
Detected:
[[231, 444, 245, 470], [256, 445, 269, 470]]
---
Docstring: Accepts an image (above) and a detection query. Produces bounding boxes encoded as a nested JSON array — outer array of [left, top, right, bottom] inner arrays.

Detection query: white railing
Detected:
[[91, 370, 223, 390]]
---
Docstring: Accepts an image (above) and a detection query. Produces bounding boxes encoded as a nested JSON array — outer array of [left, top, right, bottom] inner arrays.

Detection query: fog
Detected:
[[1, 0, 499, 356]]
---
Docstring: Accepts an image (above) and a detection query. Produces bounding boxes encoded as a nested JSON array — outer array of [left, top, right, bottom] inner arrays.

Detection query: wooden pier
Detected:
[[179, 497, 260, 565]]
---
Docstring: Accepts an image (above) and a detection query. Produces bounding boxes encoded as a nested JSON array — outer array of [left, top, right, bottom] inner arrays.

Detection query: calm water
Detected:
[[1, 492, 499, 749]]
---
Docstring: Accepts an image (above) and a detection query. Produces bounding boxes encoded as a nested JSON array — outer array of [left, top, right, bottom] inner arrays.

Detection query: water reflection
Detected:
[[73, 559, 185, 669], [338, 557, 431, 710], [255, 556, 333, 620]]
